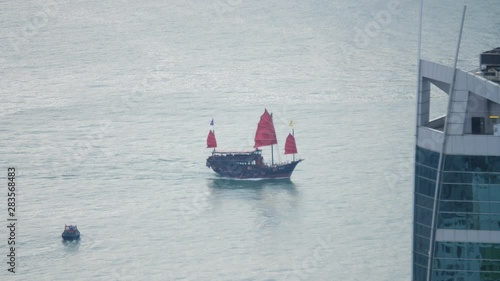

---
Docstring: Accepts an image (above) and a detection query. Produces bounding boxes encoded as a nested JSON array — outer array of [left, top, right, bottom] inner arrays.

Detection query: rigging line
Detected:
[[426, 5, 467, 281], [412, 0, 424, 279], [411, 0, 424, 277]]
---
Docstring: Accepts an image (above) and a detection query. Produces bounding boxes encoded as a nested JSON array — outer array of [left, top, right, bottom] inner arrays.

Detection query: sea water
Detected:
[[0, 0, 499, 280]]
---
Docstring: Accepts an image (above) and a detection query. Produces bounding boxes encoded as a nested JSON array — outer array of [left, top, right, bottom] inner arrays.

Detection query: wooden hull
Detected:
[[207, 156, 302, 179]]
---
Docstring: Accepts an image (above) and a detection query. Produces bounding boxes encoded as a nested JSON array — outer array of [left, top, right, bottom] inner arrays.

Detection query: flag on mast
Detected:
[[210, 119, 214, 126], [289, 120, 293, 127]]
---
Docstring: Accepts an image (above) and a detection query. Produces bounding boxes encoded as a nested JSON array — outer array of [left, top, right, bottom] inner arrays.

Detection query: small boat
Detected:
[[206, 109, 302, 179], [61, 224, 80, 240]]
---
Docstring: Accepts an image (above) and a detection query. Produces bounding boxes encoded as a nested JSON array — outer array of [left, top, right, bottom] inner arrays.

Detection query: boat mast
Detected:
[[254, 109, 278, 165], [211, 118, 215, 152], [290, 120, 296, 162], [271, 113, 274, 165], [271, 145, 274, 165]]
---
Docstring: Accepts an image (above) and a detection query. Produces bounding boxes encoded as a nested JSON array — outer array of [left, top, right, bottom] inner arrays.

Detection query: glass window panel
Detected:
[[464, 243, 480, 260], [414, 235, 430, 255], [440, 184, 500, 201], [480, 260, 500, 272], [435, 242, 455, 258], [492, 244, 500, 259], [471, 184, 490, 202], [416, 154, 500, 277], [493, 156, 500, 171], [441, 154, 500, 172], [490, 202, 500, 213], [475, 172, 500, 184], [416, 164, 438, 179], [436, 242, 500, 261], [461, 244, 478, 257], [469, 155, 488, 172], [427, 166, 438, 179], [474, 201, 491, 214], [441, 184, 453, 200], [490, 214, 500, 230], [434, 242, 451, 258], [491, 186, 500, 201], [414, 252, 428, 267], [416, 147, 440, 168], [416, 206, 433, 226], [441, 184, 472, 201], [438, 212, 467, 229], [481, 271, 500, 281], [415, 164, 421, 177], [464, 271, 480, 281], [442, 172, 500, 184], [464, 259, 482, 271], [439, 213, 500, 230], [479, 243, 493, 260], [434, 258, 466, 270], [416, 177, 436, 197], [431, 242, 500, 280], [444, 155, 467, 171], [415, 223, 431, 238], [478, 213, 491, 230], [492, 174, 500, 184], [413, 264, 427, 281], [439, 201, 473, 213], [463, 201, 474, 212], [433, 269, 458, 280], [456, 243, 465, 258], [465, 213, 479, 229], [416, 194, 434, 210], [443, 172, 473, 184]]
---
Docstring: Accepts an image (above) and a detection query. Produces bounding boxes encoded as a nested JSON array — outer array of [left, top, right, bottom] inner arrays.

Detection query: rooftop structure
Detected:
[[478, 47, 500, 83]]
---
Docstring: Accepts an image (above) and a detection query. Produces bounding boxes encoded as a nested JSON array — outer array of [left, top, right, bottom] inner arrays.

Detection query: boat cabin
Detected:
[[207, 149, 265, 167]]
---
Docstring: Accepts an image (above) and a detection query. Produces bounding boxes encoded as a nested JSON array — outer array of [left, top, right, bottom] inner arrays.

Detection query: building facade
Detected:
[[413, 51, 500, 281]]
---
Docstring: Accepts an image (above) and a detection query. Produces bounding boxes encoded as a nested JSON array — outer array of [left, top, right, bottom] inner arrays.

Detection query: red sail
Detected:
[[207, 130, 217, 148], [254, 109, 278, 148], [284, 133, 297, 154]]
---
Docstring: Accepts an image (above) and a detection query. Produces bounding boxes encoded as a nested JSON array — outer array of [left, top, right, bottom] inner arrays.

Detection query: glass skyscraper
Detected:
[[413, 49, 500, 281]]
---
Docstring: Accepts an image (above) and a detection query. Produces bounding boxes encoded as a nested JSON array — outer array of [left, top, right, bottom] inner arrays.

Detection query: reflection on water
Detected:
[[208, 177, 298, 191], [62, 239, 80, 252], [207, 177, 300, 231]]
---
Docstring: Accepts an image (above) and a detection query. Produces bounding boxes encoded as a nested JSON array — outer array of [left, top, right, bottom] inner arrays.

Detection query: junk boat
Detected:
[[62, 225, 80, 240], [206, 109, 302, 179]]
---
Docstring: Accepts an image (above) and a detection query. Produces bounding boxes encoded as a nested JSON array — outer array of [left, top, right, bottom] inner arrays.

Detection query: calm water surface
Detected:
[[0, 0, 499, 280]]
